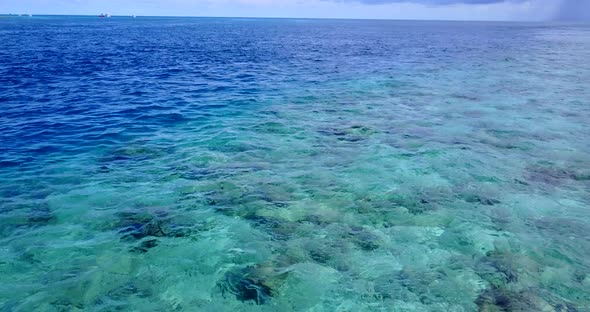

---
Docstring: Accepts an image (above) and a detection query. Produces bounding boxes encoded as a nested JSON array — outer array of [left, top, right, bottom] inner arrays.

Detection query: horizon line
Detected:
[[0, 13, 573, 23]]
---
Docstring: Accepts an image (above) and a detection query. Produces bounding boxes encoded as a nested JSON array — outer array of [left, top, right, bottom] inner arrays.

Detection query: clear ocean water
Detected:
[[1, 16, 589, 311]]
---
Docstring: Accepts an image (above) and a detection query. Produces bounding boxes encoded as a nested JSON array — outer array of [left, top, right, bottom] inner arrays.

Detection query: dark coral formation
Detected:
[[101, 145, 168, 163], [464, 195, 501, 206], [317, 125, 377, 142], [28, 203, 56, 225], [476, 287, 580, 312], [169, 166, 215, 181], [388, 192, 444, 215], [487, 207, 512, 231], [117, 211, 168, 240], [244, 214, 299, 241], [114, 209, 197, 252], [345, 225, 383, 251], [218, 266, 279, 305], [202, 181, 297, 216], [476, 250, 519, 288], [2, 201, 57, 230], [130, 239, 159, 253], [252, 121, 295, 135], [525, 164, 590, 186], [111, 283, 150, 299], [526, 217, 590, 240], [476, 287, 526, 312], [397, 268, 448, 305]]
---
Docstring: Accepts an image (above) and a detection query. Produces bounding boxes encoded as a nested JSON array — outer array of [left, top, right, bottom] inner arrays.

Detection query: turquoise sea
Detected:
[[1, 16, 589, 311]]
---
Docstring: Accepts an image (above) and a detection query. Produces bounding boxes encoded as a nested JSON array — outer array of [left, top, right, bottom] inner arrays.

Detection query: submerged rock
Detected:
[[218, 266, 277, 305], [451, 94, 480, 101], [49, 299, 85, 311], [385, 185, 453, 216], [104, 281, 152, 300], [317, 125, 377, 142], [300, 214, 332, 227], [288, 236, 351, 271], [487, 207, 512, 231], [114, 211, 165, 253], [476, 287, 519, 312], [252, 121, 294, 134], [464, 195, 501, 206], [372, 275, 404, 300], [347, 125, 377, 136], [514, 179, 529, 186], [307, 246, 333, 264], [476, 287, 579, 312], [346, 225, 383, 251], [114, 209, 197, 251], [130, 239, 159, 253], [117, 212, 167, 240], [524, 164, 590, 186], [249, 181, 298, 204], [397, 268, 448, 304], [573, 270, 586, 284], [119, 221, 166, 240], [389, 194, 436, 215], [0, 203, 56, 236], [28, 203, 56, 226], [476, 251, 519, 288], [201, 181, 249, 210], [171, 166, 215, 181], [100, 144, 169, 164], [526, 217, 590, 240], [207, 181, 298, 220], [245, 215, 299, 241], [302, 240, 336, 264], [205, 140, 261, 153]]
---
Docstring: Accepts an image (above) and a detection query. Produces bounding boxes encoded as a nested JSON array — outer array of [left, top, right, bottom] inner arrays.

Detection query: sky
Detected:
[[0, 0, 588, 21]]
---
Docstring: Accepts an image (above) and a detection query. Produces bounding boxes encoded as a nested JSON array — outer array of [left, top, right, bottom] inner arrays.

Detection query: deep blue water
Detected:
[[1, 16, 590, 311]]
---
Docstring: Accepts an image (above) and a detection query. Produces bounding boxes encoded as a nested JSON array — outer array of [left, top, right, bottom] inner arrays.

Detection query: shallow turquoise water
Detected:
[[1, 17, 590, 311]]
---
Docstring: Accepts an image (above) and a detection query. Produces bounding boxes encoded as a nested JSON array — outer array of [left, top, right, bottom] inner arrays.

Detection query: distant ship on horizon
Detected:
[[99, 13, 111, 18]]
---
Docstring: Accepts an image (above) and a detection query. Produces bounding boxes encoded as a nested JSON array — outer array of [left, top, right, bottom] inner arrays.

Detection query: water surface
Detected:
[[1, 16, 590, 311]]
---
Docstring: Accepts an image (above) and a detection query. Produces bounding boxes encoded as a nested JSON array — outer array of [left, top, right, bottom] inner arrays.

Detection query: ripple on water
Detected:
[[1, 17, 590, 311]]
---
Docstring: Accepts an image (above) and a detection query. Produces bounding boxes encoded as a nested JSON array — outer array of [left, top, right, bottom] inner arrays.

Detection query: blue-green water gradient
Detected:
[[1, 16, 589, 311]]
